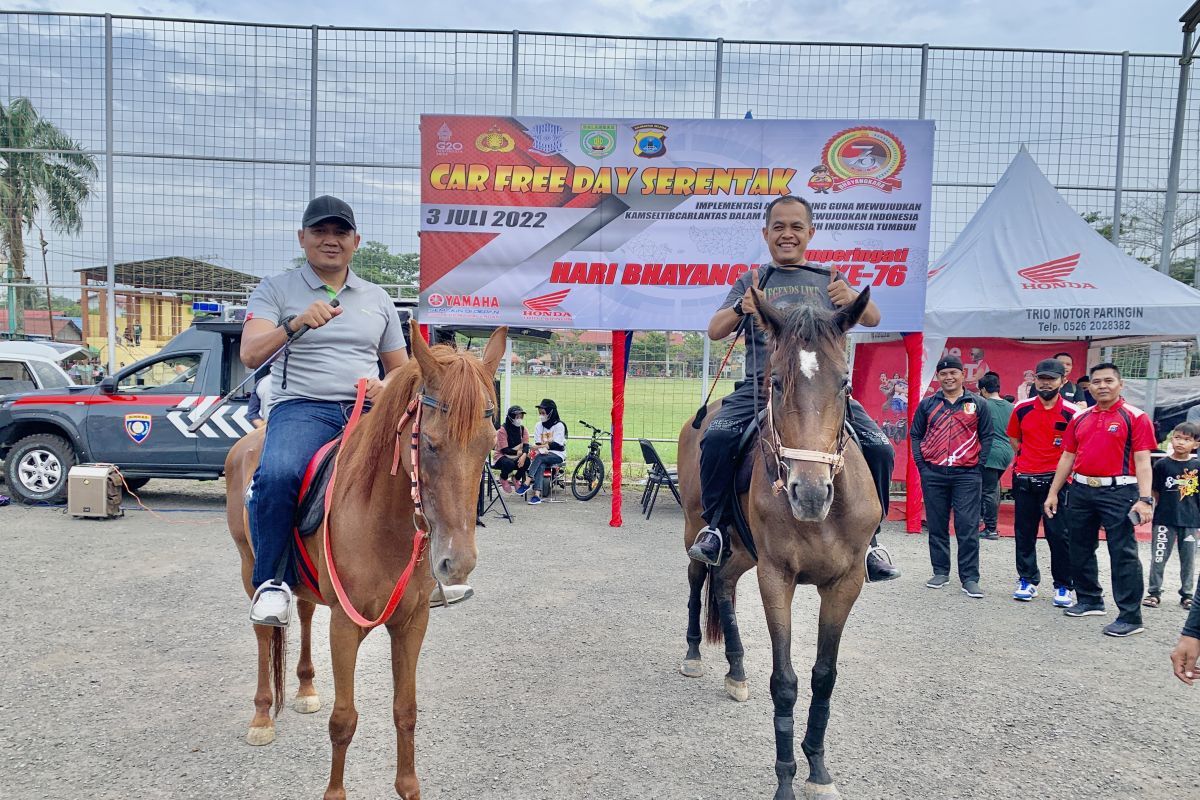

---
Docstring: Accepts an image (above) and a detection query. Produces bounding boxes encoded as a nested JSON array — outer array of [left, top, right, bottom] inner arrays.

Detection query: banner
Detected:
[[852, 337, 1089, 482], [419, 116, 934, 331]]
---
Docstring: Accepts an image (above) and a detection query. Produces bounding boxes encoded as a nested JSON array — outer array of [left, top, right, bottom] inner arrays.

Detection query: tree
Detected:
[[292, 242, 418, 288], [0, 98, 98, 332], [1084, 198, 1199, 285]]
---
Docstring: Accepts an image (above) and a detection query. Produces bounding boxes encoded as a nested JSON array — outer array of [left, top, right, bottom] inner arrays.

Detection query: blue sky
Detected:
[[12, 0, 1195, 54]]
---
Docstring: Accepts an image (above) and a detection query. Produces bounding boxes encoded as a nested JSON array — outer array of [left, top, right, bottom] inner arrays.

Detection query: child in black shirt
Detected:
[[1145, 422, 1200, 609]]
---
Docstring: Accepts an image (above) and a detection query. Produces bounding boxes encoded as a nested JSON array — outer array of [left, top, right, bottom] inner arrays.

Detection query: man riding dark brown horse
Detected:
[[688, 194, 899, 583]]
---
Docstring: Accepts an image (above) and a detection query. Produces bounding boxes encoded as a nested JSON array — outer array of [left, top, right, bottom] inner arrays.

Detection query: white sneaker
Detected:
[[1053, 587, 1076, 608], [429, 583, 475, 608], [1013, 579, 1038, 602], [250, 581, 292, 627]]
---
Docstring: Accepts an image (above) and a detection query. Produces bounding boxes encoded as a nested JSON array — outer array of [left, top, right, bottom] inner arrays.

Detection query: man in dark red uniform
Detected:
[[1044, 362, 1157, 637], [1006, 358, 1080, 606], [910, 355, 995, 598]]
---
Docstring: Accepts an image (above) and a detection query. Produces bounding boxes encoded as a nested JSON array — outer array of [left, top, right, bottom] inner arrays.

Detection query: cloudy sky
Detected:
[[12, 0, 1196, 54]]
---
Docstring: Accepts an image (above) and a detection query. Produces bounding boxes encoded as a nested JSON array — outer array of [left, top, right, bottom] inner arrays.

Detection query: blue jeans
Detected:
[[249, 399, 354, 586], [527, 451, 564, 493]]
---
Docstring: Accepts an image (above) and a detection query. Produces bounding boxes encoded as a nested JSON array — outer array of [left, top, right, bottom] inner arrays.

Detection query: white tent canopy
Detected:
[[921, 149, 1200, 387]]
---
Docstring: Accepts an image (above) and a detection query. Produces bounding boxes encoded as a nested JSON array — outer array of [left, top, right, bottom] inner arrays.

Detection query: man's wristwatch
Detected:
[[733, 298, 745, 316], [278, 315, 298, 339], [1138, 496, 1155, 506]]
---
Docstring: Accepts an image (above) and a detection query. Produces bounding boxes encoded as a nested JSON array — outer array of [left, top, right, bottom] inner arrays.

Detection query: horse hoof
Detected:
[[803, 781, 840, 800], [773, 786, 796, 800], [724, 677, 750, 702], [246, 725, 275, 746], [680, 659, 704, 678], [293, 693, 322, 714]]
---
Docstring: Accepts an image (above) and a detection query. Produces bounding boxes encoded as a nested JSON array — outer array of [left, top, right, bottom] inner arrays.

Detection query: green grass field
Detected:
[[503, 375, 737, 476]]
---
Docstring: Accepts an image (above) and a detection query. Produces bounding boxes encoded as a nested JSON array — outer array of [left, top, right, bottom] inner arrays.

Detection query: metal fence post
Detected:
[[511, 30, 520, 115], [918, 44, 929, 119], [105, 14, 117, 371], [701, 337, 711, 403], [1160, 29, 1195, 274], [713, 38, 723, 119], [309, 25, 319, 198], [1112, 52, 1129, 246], [1144, 341, 1163, 419]]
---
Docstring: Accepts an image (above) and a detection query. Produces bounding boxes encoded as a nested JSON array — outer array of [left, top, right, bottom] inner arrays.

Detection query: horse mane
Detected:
[[768, 304, 846, 394], [340, 344, 494, 478]]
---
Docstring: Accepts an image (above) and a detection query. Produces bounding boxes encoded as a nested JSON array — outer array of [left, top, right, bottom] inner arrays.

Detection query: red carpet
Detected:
[[888, 500, 1152, 542]]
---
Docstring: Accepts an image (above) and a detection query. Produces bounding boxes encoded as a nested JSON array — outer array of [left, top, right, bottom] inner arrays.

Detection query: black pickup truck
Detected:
[[0, 321, 255, 504]]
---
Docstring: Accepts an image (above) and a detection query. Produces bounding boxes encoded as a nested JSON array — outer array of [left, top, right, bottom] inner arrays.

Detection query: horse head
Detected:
[[405, 321, 507, 585], [748, 284, 871, 522]]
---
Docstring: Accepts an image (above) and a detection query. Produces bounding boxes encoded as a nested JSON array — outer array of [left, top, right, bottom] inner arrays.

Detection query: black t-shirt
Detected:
[[1060, 381, 1084, 403], [1152, 455, 1200, 528]]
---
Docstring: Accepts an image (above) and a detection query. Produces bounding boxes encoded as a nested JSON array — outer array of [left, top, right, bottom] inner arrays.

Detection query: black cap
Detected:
[[1034, 358, 1067, 378], [507, 405, 525, 417], [535, 398, 554, 410], [936, 355, 964, 372], [302, 195, 356, 230]]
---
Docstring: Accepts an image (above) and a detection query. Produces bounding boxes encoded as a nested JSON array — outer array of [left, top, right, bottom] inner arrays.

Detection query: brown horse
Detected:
[[227, 322, 506, 800], [678, 287, 879, 800]]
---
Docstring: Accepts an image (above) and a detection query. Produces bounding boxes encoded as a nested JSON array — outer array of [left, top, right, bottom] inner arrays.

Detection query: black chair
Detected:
[[639, 439, 681, 519]]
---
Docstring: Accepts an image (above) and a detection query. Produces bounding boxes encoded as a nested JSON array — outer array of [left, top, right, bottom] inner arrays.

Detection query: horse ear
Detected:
[[750, 285, 785, 339], [409, 318, 441, 384], [481, 326, 508, 375], [835, 285, 871, 333]]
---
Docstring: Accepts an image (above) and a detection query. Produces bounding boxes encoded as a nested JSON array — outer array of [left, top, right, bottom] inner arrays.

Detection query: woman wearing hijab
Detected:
[[493, 405, 531, 491], [517, 398, 568, 505]]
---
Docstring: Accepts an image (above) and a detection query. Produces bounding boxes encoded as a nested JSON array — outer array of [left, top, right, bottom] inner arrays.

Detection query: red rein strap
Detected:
[[323, 379, 430, 630]]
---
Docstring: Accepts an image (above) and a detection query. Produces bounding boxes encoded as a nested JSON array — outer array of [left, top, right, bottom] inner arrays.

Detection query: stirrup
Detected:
[[864, 544, 897, 583], [249, 580, 293, 627], [688, 527, 724, 567]]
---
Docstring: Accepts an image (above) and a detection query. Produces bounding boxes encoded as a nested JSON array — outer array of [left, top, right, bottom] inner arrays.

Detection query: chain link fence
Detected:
[[3, 12, 1199, 470]]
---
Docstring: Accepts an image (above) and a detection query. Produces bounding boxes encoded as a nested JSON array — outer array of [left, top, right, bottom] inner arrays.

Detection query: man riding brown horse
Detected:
[[688, 194, 900, 583], [241, 195, 471, 627]]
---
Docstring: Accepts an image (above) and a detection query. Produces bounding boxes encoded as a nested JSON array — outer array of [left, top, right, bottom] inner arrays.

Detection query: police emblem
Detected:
[[631, 123, 668, 158], [475, 125, 515, 153], [527, 122, 567, 156], [125, 413, 152, 444], [1107, 422, 1121, 433], [820, 126, 906, 193], [580, 124, 616, 158]]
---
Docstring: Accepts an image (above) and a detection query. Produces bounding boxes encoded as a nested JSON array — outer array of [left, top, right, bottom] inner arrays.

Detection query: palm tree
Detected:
[[0, 97, 97, 333]]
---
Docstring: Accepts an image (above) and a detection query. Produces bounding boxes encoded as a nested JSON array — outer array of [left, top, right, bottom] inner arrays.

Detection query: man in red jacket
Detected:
[[910, 355, 995, 598]]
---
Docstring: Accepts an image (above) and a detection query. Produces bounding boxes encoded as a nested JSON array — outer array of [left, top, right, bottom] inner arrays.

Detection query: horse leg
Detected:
[[387, 608, 430, 799], [293, 599, 322, 714], [799, 578, 862, 800], [716, 564, 751, 702], [247, 623, 276, 745], [323, 612, 368, 800], [758, 565, 799, 800], [680, 558, 706, 678]]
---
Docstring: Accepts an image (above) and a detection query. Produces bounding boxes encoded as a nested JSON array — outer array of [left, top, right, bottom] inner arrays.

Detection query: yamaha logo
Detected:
[[427, 293, 445, 307]]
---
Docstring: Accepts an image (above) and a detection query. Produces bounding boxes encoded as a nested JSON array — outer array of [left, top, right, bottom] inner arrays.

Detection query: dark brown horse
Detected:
[[678, 287, 879, 800], [227, 322, 506, 800]]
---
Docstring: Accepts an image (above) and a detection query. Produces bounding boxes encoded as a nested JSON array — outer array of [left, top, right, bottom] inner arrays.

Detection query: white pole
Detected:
[[503, 335, 512, 412]]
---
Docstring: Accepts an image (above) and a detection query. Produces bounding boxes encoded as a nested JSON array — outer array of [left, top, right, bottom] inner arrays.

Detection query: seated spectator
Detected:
[[493, 405, 530, 491], [517, 398, 567, 505]]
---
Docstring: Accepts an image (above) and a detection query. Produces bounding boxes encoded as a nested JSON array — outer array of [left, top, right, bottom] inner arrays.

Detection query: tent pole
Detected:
[[1144, 342, 1162, 421], [903, 332, 924, 534]]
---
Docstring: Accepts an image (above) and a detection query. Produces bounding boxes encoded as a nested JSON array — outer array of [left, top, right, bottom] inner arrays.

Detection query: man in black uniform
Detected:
[[688, 195, 899, 582]]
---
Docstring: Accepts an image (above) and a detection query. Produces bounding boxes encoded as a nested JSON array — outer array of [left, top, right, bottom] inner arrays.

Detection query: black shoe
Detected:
[[979, 529, 1000, 541], [866, 546, 900, 582], [687, 527, 723, 566], [1102, 620, 1145, 637], [1063, 603, 1106, 617]]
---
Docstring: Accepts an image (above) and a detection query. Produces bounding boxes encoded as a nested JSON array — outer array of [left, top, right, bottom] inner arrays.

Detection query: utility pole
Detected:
[[36, 225, 54, 341]]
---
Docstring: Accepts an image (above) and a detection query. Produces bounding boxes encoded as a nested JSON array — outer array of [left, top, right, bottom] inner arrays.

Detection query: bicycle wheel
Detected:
[[571, 455, 605, 501]]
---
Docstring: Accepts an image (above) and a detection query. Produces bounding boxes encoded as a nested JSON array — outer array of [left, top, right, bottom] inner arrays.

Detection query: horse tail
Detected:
[[703, 566, 724, 645], [270, 626, 287, 718]]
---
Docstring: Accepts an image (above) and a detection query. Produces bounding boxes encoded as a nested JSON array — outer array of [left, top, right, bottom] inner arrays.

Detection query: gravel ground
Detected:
[[2, 478, 1198, 800]]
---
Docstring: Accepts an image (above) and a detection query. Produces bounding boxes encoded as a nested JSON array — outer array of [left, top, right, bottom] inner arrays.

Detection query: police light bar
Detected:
[[192, 301, 223, 315]]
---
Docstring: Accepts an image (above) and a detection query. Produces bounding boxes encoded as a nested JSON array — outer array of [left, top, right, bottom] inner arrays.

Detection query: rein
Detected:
[[322, 378, 490, 629]]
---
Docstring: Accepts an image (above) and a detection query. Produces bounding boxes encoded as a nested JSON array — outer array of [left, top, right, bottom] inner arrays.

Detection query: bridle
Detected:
[[324, 378, 493, 628], [760, 377, 851, 496]]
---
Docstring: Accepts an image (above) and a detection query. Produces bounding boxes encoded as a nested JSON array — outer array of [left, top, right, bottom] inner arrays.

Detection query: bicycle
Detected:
[[571, 419, 611, 501]]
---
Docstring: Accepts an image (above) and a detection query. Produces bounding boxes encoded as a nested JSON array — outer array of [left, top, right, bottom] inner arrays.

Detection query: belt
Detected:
[[1072, 472, 1137, 488]]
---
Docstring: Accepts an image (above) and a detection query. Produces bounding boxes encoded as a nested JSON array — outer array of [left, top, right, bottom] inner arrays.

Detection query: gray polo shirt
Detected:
[[246, 263, 406, 405]]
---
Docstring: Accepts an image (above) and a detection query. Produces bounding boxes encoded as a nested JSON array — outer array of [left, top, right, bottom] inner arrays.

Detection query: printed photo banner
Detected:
[[419, 116, 935, 332]]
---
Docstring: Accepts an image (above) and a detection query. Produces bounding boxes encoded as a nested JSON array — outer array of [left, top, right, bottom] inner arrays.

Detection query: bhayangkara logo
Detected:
[[1017, 253, 1095, 289], [632, 123, 668, 158], [475, 125, 516, 153], [819, 127, 906, 192], [522, 288, 573, 320], [581, 124, 616, 159]]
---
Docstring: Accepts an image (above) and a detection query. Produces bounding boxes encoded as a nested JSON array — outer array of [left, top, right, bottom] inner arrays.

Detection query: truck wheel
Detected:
[[122, 477, 151, 492], [5, 433, 77, 505]]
